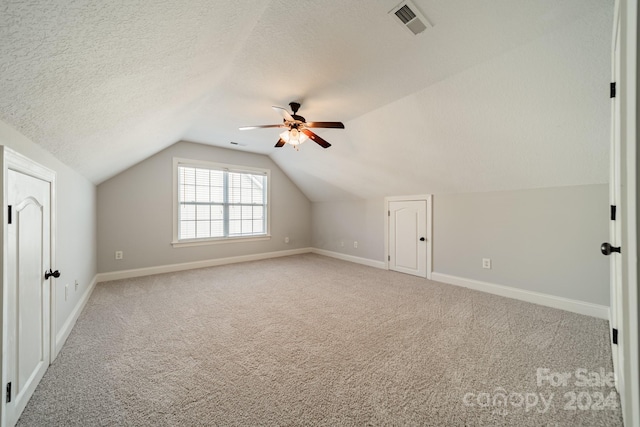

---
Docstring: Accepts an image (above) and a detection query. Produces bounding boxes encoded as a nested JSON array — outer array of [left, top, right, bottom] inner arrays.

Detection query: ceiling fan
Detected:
[[239, 102, 344, 150]]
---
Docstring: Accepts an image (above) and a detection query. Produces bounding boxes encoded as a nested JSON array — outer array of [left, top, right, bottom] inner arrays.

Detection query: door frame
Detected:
[[610, 0, 639, 424], [384, 194, 432, 279], [0, 147, 56, 427], [619, 0, 639, 424], [609, 0, 623, 392]]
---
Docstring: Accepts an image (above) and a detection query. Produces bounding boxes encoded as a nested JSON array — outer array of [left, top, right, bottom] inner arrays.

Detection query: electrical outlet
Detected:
[[354, 241, 358, 249], [65, 284, 69, 301], [340, 241, 344, 247], [482, 258, 491, 269], [115, 251, 123, 260], [284, 236, 290, 244]]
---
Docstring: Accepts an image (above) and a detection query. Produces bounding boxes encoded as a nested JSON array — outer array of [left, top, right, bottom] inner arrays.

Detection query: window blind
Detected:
[[177, 165, 267, 240]]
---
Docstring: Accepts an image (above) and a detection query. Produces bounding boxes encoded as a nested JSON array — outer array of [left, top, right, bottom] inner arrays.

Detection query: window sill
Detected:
[[171, 235, 271, 248]]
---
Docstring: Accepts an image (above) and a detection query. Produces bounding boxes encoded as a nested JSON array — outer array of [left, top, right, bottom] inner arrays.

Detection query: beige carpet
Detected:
[[19, 254, 622, 426]]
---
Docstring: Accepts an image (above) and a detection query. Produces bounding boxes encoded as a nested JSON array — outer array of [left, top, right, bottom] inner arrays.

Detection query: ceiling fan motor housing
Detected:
[[289, 102, 301, 114], [285, 102, 305, 123]]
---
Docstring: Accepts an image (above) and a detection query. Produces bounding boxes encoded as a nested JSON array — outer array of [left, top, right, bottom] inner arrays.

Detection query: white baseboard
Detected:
[[430, 272, 609, 320], [54, 274, 98, 359], [95, 250, 607, 319], [311, 248, 386, 269], [96, 248, 314, 282]]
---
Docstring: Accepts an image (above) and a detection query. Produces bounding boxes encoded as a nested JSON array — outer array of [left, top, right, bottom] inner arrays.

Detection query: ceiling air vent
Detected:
[[389, 1, 431, 36]]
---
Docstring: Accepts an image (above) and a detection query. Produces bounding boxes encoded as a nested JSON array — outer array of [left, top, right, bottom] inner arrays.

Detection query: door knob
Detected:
[[601, 242, 621, 256], [44, 269, 60, 280], [419, 237, 426, 242]]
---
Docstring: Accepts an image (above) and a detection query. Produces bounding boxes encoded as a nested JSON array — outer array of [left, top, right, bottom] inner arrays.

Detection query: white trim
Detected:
[[100, 244, 609, 320], [609, 0, 624, 392], [173, 157, 271, 175], [431, 272, 609, 320], [53, 275, 98, 360], [384, 194, 433, 279], [615, 1, 640, 424], [310, 248, 386, 269], [172, 157, 271, 245], [171, 235, 271, 248], [1, 147, 57, 427], [5, 150, 59, 361], [96, 248, 313, 282], [621, 0, 639, 423]]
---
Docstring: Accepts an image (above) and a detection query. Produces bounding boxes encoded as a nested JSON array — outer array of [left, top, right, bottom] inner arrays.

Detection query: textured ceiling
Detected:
[[0, 0, 612, 201]]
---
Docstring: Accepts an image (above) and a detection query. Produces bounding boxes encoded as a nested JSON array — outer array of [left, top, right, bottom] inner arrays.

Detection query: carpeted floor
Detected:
[[19, 254, 623, 426]]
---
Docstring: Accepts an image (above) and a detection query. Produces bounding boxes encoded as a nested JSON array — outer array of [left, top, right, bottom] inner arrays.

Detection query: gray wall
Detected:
[[311, 198, 385, 261], [311, 184, 609, 306], [433, 184, 609, 305], [0, 119, 97, 334], [97, 141, 311, 272]]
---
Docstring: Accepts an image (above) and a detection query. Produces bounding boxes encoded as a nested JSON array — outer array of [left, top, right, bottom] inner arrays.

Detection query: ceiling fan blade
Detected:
[[305, 121, 345, 129], [275, 138, 286, 148], [301, 129, 331, 149], [239, 124, 286, 130], [272, 106, 295, 122]]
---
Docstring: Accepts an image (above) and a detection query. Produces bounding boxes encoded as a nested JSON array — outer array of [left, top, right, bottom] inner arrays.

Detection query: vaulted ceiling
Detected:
[[0, 0, 612, 201]]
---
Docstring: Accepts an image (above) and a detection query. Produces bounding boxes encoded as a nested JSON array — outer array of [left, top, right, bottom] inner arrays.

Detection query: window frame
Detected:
[[172, 157, 271, 247]]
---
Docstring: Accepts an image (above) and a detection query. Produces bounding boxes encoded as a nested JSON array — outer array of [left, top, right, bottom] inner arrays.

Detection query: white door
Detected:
[[606, 0, 623, 392], [5, 168, 52, 426], [389, 200, 427, 277]]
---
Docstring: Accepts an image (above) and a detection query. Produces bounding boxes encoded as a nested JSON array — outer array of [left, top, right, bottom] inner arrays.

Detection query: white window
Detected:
[[172, 158, 270, 246]]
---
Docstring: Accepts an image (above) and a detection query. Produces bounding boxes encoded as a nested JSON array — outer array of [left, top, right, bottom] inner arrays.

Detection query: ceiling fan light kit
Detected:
[[240, 102, 344, 150], [279, 128, 308, 150]]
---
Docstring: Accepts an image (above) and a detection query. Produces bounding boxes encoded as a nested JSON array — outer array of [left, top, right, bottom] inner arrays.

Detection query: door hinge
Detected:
[[610, 82, 616, 98], [612, 328, 618, 345], [7, 205, 11, 224], [611, 205, 617, 221], [388, 210, 390, 217], [6, 382, 11, 403], [388, 255, 390, 261]]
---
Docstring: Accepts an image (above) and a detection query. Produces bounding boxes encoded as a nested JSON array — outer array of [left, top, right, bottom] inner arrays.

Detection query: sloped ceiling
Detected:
[[0, 0, 612, 201]]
